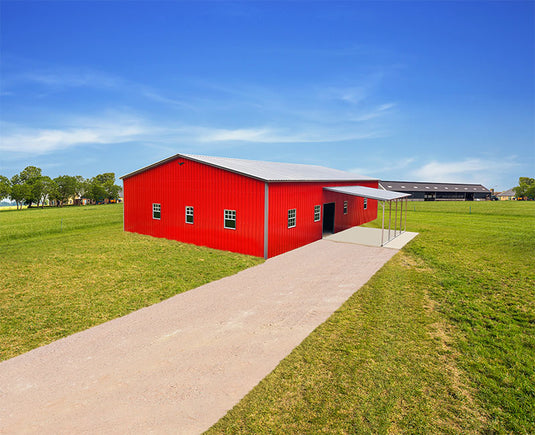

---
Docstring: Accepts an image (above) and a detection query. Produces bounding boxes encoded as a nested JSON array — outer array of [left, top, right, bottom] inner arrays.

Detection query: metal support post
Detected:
[[388, 200, 392, 242], [404, 198, 407, 232], [399, 198, 403, 234], [394, 199, 398, 237], [381, 201, 385, 246]]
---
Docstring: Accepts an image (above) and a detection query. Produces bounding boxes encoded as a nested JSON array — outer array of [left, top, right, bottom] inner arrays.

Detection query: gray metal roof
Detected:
[[380, 181, 490, 193], [324, 185, 411, 201], [121, 153, 377, 182], [497, 188, 516, 197]]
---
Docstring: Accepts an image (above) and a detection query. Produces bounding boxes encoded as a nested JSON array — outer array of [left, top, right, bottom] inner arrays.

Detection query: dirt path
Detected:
[[0, 239, 397, 434]]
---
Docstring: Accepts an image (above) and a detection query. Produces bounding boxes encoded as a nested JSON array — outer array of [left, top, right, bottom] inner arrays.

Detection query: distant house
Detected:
[[73, 198, 91, 205], [49, 196, 89, 207], [497, 188, 516, 201], [380, 181, 491, 201]]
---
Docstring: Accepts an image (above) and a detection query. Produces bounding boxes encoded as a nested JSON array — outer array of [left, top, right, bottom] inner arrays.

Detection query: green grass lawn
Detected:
[[0, 203, 124, 242], [2, 202, 533, 433], [0, 204, 263, 361], [208, 201, 535, 434]]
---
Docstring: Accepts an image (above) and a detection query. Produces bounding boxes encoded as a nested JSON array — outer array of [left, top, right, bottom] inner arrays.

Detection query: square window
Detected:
[[364, 198, 368, 210], [314, 205, 321, 222], [185, 206, 194, 224], [288, 209, 296, 228], [224, 209, 236, 229], [343, 201, 348, 215], [152, 203, 161, 220]]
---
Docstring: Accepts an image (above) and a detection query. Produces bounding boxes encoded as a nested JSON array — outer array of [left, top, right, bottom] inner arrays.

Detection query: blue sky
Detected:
[[1, 1, 533, 191]]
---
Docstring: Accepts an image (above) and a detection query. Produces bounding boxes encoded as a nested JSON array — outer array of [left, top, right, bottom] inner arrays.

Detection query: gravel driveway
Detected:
[[0, 238, 397, 434]]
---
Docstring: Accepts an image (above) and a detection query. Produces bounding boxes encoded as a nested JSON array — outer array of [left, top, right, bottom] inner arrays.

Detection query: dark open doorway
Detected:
[[323, 202, 335, 234]]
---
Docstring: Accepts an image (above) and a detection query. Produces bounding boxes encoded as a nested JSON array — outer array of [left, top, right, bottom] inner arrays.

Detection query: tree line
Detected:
[[513, 177, 535, 200], [0, 166, 121, 209]]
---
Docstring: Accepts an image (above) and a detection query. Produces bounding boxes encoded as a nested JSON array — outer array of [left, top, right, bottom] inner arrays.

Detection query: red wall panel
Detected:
[[267, 182, 324, 258], [123, 157, 265, 257], [322, 180, 379, 233], [267, 180, 379, 258], [124, 156, 379, 258]]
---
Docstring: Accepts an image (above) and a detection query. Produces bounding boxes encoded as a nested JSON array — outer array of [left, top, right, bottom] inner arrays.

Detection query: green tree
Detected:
[[47, 179, 59, 206], [74, 176, 87, 203], [106, 183, 121, 201], [9, 174, 27, 210], [0, 175, 11, 200], [87, 173, 121, 203], [51, 175, 77, 206], [94, 173, 115, 186], [513, 177, 535, 200], [9, 181, 29, 210], [19, 166, 42, 183], [86, 178, 108, 203], [18, 166, 43, 207], [30, 176, 51, 208], [33, 176, 54, 207]]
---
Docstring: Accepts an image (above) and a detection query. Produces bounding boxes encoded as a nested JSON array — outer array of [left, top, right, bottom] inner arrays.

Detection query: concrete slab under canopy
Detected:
[[325, 226, 418, 249]]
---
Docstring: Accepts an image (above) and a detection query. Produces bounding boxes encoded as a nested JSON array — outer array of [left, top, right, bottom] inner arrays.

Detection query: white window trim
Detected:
[[314, 205, 321, 222], [364, 198, 368, 210], [288, 208, 296, 228], [343, 201, 348, 215], [224, 209, 236, 230], [152, 203, 161, 220], [185, 206, 194, 224]]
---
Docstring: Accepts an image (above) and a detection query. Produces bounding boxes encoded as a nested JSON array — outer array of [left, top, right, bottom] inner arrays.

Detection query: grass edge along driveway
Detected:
[[0, 204, 263, 361], [207, 202, 535, 434]]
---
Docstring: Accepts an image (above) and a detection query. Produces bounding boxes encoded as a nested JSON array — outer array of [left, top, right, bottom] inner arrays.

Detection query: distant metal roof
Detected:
[[380, 181, 490, 193], [324, 185, 411, 201], [497, 188, 516, 197], [121, 153, 377, 182]]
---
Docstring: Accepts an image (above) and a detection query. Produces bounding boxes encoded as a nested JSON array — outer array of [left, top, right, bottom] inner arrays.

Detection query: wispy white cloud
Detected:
[[194, 127, 274, 142], [377, 103, 396, 112], [191, 126, 380, 144], [1, 65, 395, 159], [349, 156, 415, 175], [0, 114, 380, 158], [139, 90, 190, 107], [335, 87, 368, 105], [0, 114, 151, 154], [324, 71, 385, 105], [349, 157, 417, 179], [21, 70, 121, 89], [352, 102, 396, 122], [10, 68, 190, 108], [411, 157, 520, 184]]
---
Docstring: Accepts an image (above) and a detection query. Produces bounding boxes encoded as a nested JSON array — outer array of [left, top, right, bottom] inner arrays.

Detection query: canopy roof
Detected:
[[324, 185, 411, 201]]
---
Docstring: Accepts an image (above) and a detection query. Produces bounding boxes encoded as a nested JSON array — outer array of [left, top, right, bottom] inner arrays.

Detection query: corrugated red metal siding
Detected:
[[267, 182, 323, 258], [323, 180, 379, 233], [267, 180, 379, 258], [123, 157, 265, 257]]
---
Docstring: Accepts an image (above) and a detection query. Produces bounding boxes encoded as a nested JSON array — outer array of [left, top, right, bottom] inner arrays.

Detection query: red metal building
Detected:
[[121, 154, 380, 258]]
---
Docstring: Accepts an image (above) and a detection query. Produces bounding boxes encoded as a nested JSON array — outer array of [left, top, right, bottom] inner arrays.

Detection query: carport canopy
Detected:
[[324, 185, 410, 201], [323, 185, 411, 246]]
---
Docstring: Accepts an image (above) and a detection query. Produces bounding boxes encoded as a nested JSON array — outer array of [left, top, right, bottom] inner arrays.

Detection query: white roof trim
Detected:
[[121, 153, 377, 182], [325, 185, 411, 201]]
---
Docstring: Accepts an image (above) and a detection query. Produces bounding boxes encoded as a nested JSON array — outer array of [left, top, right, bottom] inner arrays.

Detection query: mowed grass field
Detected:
[[0, 204, 262, 361], [208, 201, 535, 434], [1, 202, 533, 433]]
